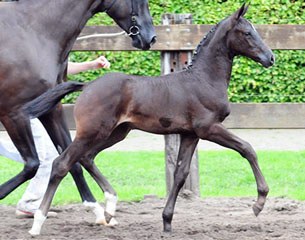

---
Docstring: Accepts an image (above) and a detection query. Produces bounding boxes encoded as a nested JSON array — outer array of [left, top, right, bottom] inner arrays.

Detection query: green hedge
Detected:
[[66, 0, 305, 103]]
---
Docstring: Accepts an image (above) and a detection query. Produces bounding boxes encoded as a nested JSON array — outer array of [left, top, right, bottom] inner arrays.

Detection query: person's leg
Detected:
[[16, 119, 58, 216]]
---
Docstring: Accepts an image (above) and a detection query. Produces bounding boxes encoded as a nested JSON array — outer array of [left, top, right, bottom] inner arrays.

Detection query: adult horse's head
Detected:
[[226, 4, 275, 68], [98, 0, 156, 50]]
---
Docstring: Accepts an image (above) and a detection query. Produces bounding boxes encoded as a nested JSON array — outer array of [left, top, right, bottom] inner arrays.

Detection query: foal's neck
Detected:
[[190, 29, 234, 88]]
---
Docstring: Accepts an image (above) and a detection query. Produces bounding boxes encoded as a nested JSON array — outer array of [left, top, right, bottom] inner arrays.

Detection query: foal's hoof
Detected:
[[28, 230, 40, 237], [108, 217, 119, 226], [96, 211, 118, 227], [96, 217, 118, 226], [95, 217, 107, 225], [252, 203, 263, 217], [105, 211, 113, 224]]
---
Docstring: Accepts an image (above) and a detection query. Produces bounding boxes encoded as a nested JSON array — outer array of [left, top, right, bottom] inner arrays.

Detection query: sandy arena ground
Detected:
[[1, 195, 305, 240]]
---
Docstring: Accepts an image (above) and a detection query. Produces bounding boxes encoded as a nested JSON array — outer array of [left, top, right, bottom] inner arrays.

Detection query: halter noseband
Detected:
[[104, 0, 140, 37]]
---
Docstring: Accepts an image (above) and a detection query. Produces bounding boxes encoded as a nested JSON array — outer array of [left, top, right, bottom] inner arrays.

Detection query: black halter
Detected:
[[104, 0, 140, 36]]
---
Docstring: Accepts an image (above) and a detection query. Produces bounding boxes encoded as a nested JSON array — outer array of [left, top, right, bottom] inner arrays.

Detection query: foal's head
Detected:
[[98, 0, 156, 50], [226, 4, 275, 68]]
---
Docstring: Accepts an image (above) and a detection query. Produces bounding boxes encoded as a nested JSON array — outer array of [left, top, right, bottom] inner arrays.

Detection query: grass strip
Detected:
[[0, 150, 304, 205]]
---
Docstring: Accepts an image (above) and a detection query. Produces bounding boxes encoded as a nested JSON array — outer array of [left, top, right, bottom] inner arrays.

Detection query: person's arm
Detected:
[[67, 56, 110, 75]]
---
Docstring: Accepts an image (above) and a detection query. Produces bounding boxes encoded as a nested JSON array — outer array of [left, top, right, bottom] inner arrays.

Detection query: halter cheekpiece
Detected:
[[104, 0, 140, 37]]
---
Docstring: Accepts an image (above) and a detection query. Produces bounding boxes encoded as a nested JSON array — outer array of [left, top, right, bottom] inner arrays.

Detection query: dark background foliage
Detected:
[[66, 0, 305, 103]]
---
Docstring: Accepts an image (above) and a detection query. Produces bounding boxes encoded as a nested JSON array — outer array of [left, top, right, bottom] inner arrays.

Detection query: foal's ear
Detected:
[[234, 3, 249, 20]]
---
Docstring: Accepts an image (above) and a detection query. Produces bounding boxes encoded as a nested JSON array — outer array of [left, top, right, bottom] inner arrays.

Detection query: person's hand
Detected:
[[67, 56, 111, 75], [92, 56, 111, 69]]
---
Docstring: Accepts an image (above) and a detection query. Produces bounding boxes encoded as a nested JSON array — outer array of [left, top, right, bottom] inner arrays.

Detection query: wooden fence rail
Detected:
[[74, 24, 305, 51], [54, 103, 305, 130], [1, 103, 304, 131]]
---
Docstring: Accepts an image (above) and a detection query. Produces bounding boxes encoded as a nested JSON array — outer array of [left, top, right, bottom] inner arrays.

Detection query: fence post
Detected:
[[161, 13, 200, 196]]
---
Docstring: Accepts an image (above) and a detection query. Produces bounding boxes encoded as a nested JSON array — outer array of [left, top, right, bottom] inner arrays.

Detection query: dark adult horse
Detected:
[[26, 4, 274, 235], [0, 0, 155, 224]]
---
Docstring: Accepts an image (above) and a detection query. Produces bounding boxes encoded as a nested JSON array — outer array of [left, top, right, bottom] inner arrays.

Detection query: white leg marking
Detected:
[[105, 192, 118, 216], [28, 210, 47, 236], [83, 200, 118, 226], [83, 201, 107, 225], [108, 217, 119, 226]]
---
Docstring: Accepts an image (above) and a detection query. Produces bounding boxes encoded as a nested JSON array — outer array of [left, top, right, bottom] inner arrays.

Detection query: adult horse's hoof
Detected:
[[252, 203, 263, 217]]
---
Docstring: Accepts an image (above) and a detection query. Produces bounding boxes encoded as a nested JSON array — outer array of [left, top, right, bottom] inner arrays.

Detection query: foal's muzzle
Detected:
[[264, 53, 275, 68], [258, 52, 275, 68]]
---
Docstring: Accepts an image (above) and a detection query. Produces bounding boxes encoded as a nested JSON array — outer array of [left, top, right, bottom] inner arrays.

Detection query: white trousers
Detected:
[[0, 118, 58, 213]]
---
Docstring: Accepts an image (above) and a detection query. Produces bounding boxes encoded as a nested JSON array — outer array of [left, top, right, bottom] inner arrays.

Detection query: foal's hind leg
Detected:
[[0, 114, 39, 199], [162, 134, 199, 232], [39, 106, 97, 203], [80, 124, 131, 225], [203, 123, 269, 216], [80, 160, 118, 226]]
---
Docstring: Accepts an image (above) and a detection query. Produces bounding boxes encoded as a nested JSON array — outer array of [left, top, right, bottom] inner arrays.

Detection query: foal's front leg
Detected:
[[162, 135, 199, 232], [203, 123, 269, 216]]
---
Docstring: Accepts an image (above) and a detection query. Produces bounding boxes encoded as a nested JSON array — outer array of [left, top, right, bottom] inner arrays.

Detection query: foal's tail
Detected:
[[24, 81, 86, 118]]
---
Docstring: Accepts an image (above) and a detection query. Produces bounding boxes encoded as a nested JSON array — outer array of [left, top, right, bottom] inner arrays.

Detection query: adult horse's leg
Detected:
[[0, 113, 39, 199], [162, 135, 199, 232], [38, 105, 96, 203], [204, 123, 269, 216]]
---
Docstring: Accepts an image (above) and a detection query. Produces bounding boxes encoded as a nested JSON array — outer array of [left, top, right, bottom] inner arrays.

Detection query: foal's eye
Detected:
[[244, 32, 251, 36]]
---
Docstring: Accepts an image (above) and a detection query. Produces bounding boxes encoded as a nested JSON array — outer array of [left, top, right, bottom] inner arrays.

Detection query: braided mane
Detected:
[[187, 21, 223, 68]]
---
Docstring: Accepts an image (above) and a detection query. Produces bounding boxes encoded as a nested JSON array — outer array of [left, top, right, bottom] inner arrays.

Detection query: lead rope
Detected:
[[77, 0, 138, 41], [76, 31, 126, 40]]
